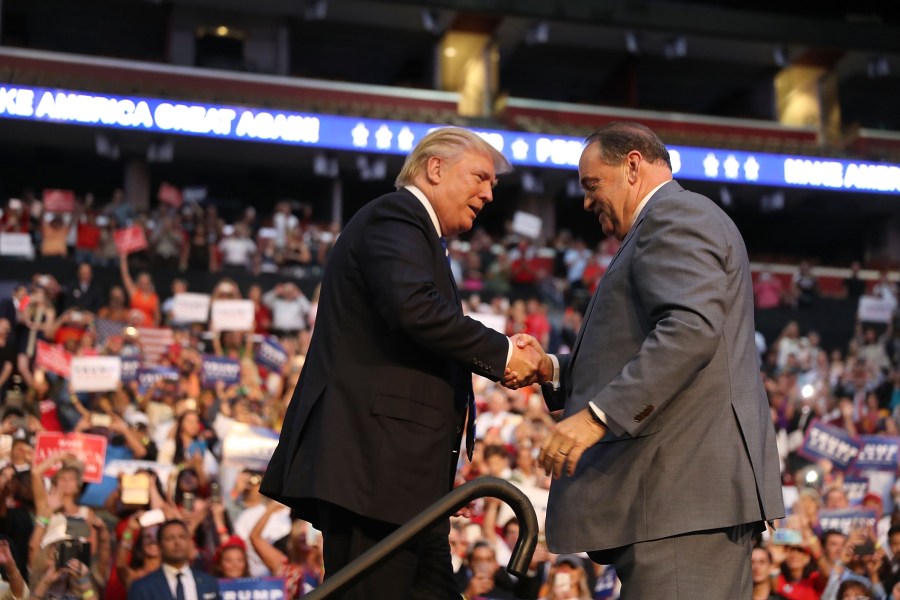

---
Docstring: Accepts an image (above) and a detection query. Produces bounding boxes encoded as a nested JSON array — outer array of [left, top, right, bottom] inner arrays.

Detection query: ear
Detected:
[[624, 151, 642, 184], [425, 155, 443, 185]]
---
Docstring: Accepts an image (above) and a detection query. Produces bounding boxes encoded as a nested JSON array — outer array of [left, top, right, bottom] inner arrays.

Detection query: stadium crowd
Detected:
[[0, 191, 899, 599]]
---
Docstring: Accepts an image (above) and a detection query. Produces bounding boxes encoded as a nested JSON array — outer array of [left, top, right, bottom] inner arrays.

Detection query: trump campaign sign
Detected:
[[799, 422, 863, 471], [34, 432, 108, 483], [818, 508, 878, 535], [210, 299, 255, 332], [854, 436, 900, 471], [42, 189, 76, 213], [113, 225, 148, 255], [201, 355, 241, 386], [219, 577, 286, 600], [172, 293, 211, 323], [35, 340, 72, 378], [256, 338, 288, 372], [70, 356, 122, 392]]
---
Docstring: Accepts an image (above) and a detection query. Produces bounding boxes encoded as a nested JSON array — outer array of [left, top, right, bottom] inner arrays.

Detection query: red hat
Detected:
[[214, 535, 247, 565], [863, 493, 883, 506]]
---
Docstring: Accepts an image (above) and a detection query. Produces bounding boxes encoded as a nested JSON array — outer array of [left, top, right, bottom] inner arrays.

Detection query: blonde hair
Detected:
[[394, 126, 512, 189]]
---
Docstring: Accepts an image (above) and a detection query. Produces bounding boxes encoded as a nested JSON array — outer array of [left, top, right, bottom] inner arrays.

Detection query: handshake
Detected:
[[502, 334, 553, 390]]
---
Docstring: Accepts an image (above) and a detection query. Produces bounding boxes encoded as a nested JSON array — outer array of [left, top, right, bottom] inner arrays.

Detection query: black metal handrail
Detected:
[[304, 476, 539, 599]]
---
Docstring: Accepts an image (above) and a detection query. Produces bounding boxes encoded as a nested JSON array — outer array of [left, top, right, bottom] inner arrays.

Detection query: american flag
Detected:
[[136, 327, 175, 365], [94, 319, 126, 345]]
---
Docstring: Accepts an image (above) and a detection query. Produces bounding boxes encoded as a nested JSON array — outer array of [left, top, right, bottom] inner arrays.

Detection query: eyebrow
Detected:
[[475, 169, 498, 188], [580, 176, 599, 189]]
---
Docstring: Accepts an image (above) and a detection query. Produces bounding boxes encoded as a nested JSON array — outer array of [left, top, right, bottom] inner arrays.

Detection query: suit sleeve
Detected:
[[358, 200, 509, 380], [594, 197, 731, 436], [541, 354, 570, 411]]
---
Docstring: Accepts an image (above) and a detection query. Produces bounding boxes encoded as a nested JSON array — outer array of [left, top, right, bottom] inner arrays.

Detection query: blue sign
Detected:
[[844, 476, 869, 506], [799, 422, 863, 471], [256, 338, 288, 373], [818, 508, 877, 535], [136, 366, 179, 394], [854, 436, 900, 471], [120, 358, 141, 383], [218, 576, 286, 600], [201, 355, 241, 386], [1, 83, 899, 194]]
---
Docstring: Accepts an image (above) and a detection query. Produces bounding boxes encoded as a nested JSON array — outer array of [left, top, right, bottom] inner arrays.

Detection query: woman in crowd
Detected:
[[118, 253, 160, 326]]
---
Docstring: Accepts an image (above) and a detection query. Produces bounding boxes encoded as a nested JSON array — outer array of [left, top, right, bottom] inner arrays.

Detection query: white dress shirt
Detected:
[[162, 563, 198, 600]]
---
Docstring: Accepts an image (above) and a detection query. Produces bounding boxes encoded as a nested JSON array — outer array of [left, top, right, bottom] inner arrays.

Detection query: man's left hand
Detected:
[[539, 408, 607, 479]]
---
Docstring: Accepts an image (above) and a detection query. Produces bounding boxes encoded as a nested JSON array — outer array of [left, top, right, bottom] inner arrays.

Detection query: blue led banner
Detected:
[[1, 83, 899, 194]]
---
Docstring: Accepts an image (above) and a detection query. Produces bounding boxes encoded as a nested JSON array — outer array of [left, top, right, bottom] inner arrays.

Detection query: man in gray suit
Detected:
[[515, 122, 784, 598]]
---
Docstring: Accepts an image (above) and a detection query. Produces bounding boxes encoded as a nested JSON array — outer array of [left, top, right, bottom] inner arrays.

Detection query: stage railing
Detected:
[[304, 477, 539, 599]]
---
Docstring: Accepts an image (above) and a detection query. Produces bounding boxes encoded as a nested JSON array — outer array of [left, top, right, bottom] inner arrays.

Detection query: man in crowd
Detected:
[[262, 126, 544, 599], [519, 121, 784, 598], [129, 519, 219, 600]]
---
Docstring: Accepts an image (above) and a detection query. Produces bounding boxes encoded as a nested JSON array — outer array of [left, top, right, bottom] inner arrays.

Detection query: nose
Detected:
[[480, 182, 493, 203], [583, 194, 593, 212]]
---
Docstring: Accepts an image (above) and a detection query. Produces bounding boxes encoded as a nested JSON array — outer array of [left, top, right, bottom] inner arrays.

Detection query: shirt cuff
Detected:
[[588, 401, 609, 427], [506, 338, 513, 368], [549, 354, 561, 390]]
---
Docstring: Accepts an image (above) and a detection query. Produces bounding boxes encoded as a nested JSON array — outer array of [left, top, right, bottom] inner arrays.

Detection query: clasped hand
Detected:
[[502, 334, 552, 389]]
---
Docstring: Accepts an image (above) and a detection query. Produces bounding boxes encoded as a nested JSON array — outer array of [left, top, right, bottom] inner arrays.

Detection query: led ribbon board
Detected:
[[1, 84, 899, 195]]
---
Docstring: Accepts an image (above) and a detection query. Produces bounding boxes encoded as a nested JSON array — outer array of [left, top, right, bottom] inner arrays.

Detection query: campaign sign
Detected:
[[222, 423, 280, 471], [799, 422, 863, 471], [844, 477, 870, 506], [201, 355, 241, 386], [43, 189, 76, 213], [210, 299, 255, 332], [172, 293, 211, 323], [219, 577, 286, 600], [35, 340, 72, 378], [854, 436, 900, 471], [113, 225, 148, 255], [858, 295, 897, 324], [818, 508, 878, 535], [70, 356, 122, 392], [34, 432, 108, 484], [256, 338, 288, 372], [0, 232, 35, 258], [157, 182, 183, 208], [120, 357, 141, 383], [511, 210, 542, 240], [594, 566, 618, 599], [136, 366, 180, 393]]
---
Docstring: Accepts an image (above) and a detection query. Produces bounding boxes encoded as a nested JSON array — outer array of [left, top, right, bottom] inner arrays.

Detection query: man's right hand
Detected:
[[503, 334, 552, 389]]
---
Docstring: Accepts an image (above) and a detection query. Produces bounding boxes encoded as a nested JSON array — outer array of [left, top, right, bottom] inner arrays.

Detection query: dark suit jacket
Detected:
[[262, 188, 509, 526], [64, 281, 103, 313], [129, 567, 219, 600], [542, 181, 784, 553]]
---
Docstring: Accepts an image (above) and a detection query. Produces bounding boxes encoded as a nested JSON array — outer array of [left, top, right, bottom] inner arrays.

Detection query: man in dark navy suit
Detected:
[[261, 127, 544, 599], [129, 520, 219, 600]]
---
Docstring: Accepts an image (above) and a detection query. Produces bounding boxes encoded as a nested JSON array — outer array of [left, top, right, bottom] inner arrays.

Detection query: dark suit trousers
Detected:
[[588, 523, 757, 599], [317, 501, 460, 600]]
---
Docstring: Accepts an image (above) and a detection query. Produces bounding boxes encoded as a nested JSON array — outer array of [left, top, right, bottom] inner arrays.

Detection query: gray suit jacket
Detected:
[[543, 180, 784, 553]]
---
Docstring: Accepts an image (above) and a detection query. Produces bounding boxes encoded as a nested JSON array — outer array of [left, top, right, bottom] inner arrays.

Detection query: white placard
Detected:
[[467, 311, 507, 335], [511, 211, 543, 240], [210, 299, 256, 332], [70, 356, 122, 392], [0, 233, 35, 258], [858, 295, 897, 324], [172, 293, 211, 323]]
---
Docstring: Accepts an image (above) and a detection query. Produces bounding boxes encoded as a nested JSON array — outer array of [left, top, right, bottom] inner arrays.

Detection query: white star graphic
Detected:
[[397, 127, 415, 151], [511, 138, 529, 161], [723, 155, 740, 179], [669, 149, 682, 174], [351, 123, 370, 148], [703, 153, 720, 178], [375, 125, 393, 150], [743, 156, 760, 181]]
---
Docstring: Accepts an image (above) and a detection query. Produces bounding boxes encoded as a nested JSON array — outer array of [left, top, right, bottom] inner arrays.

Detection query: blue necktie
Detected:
[[440, 236, 451, 267], [175, 572, 185, 600]]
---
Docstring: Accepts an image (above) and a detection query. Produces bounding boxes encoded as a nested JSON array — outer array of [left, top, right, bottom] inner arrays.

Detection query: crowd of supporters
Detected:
[[0, 190, 899, 599]]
